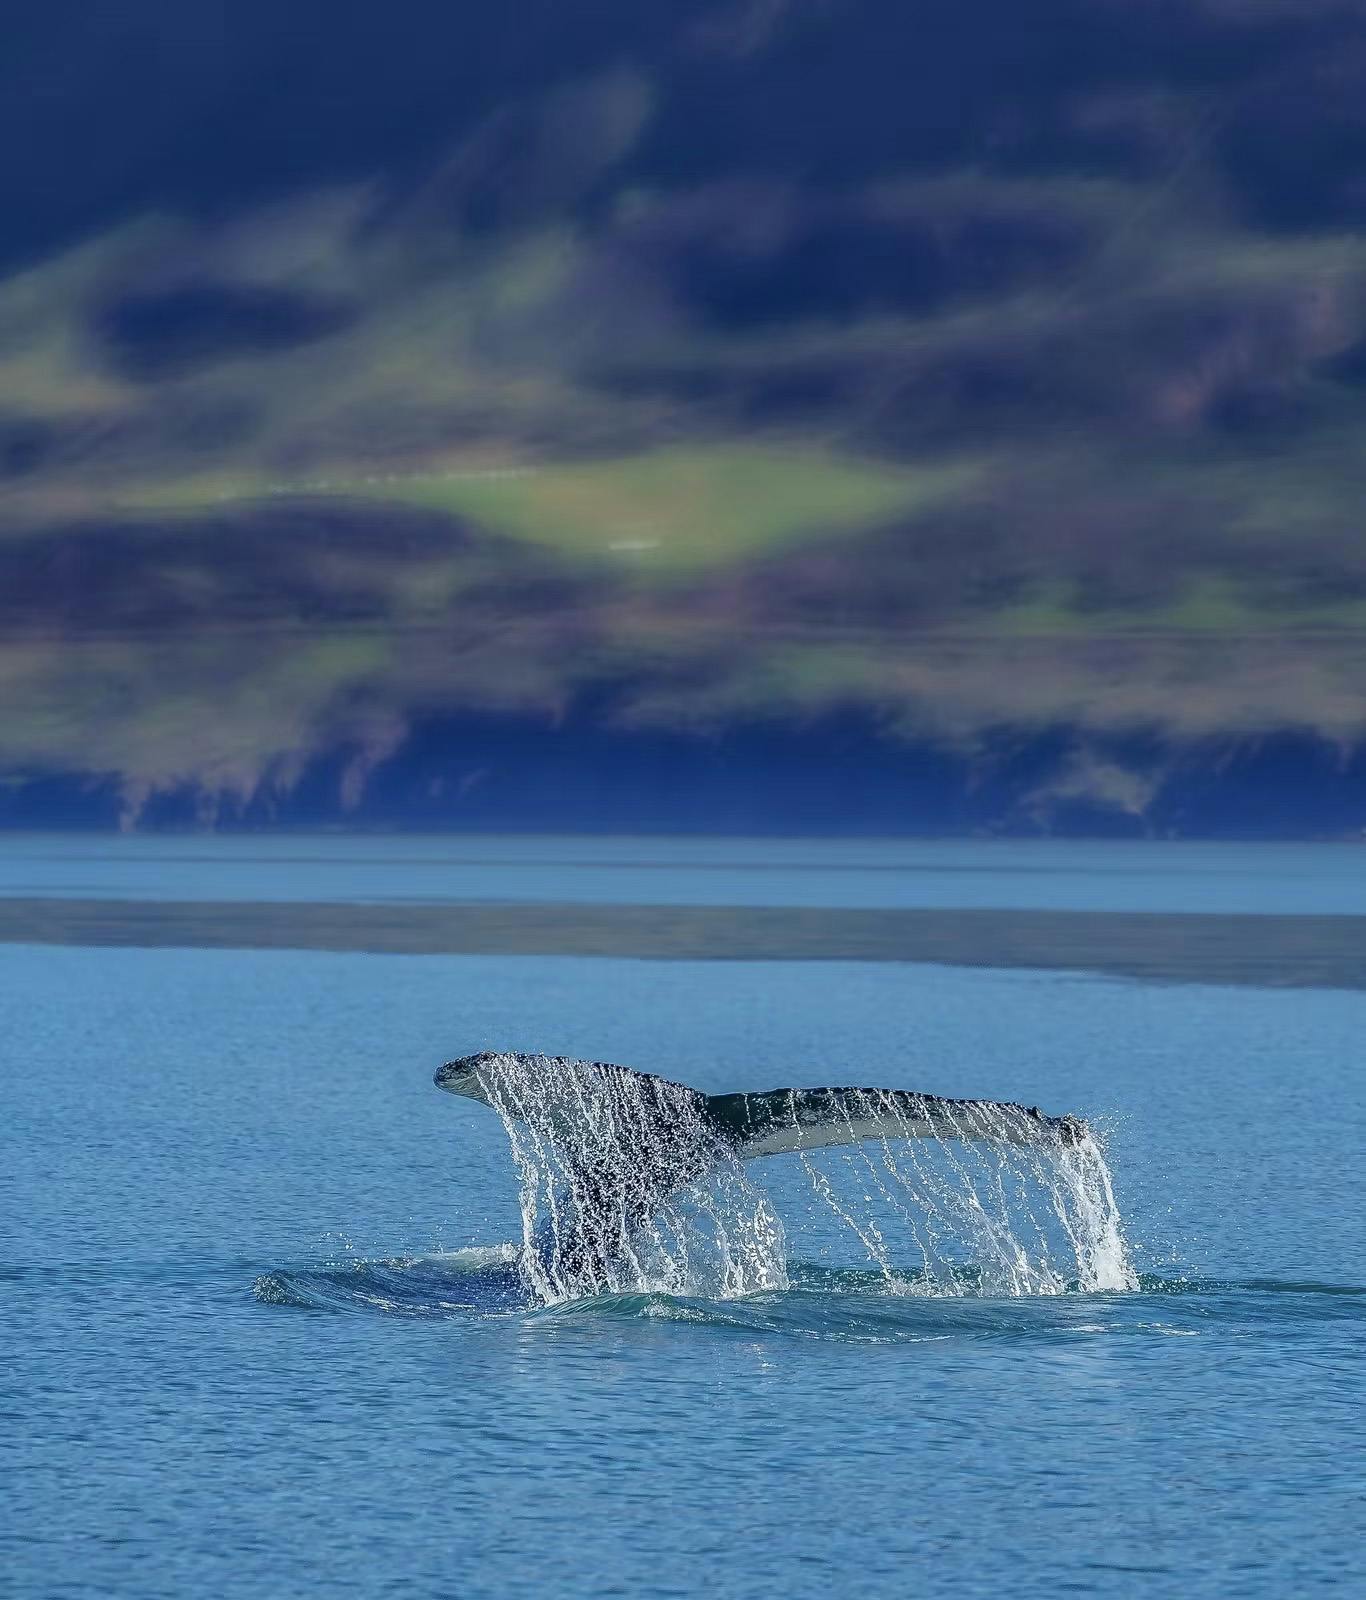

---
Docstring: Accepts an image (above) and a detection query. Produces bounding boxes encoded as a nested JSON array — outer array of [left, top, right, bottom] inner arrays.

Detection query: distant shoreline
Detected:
[[8, 710, 1366, 841], [3, 898, 1363, 989]]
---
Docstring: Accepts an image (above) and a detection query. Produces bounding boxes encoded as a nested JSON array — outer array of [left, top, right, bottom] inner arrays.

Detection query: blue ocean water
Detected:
[[3, 843, 1365, 1598], [3, 832, 1366, 912]]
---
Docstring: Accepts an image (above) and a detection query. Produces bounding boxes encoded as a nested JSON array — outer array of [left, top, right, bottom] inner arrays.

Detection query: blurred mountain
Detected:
[[6, 0, 1366, 834]]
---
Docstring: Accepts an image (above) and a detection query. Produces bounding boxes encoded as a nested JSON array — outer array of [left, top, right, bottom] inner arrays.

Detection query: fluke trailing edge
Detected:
[[435, 1051, 1086, 1155]]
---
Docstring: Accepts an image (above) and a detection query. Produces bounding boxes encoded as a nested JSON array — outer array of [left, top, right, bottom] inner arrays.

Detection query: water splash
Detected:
[[784, 1093, 1135, 1295], [469, 1052, 788, 1304], [465, 1055, 1134, 1304]]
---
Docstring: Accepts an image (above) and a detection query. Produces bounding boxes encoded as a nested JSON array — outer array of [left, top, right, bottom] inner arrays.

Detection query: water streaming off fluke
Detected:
[[467, 1054, 788, 1303], [452, 1053, 1136, 1304], [786, 1091, 1134, 1296]]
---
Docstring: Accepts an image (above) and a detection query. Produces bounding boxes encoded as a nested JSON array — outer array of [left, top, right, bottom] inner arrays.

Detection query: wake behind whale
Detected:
[[436, 1052, 1136, 1304]]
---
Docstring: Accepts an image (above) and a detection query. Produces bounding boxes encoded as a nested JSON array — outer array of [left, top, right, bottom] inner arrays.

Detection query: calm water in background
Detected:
[[4, 832, 1366, 912], [2, 839, 1364, 1599]]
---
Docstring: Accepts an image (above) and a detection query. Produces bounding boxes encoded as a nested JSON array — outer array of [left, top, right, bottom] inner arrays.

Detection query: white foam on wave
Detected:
[[414, 1244, 520, 1270]]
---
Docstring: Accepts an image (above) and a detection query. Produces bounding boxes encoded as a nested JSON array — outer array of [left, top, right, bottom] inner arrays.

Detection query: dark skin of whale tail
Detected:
[[434, 1051, 1087, 1153]]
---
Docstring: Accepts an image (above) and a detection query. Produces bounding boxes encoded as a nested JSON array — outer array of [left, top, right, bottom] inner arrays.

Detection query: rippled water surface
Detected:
[[3, 844, 1365, 1598]]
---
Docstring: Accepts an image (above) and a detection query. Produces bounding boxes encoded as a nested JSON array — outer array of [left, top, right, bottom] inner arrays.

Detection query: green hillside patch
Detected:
[[987, 577, 1366, 639], [346, 447, 978, 575]]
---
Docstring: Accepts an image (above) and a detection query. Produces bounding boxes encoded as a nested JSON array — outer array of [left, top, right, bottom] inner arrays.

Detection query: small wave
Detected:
[[253, 1247, 527, 1316], [1136, 1274, 1365, 1298], [251, 1253, 1366, 1340]]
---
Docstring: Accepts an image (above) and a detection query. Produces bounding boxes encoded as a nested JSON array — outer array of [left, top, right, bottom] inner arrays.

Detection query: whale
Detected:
[[435, 1051, 1087, 1293], [435, 1050, 1085, 1156]]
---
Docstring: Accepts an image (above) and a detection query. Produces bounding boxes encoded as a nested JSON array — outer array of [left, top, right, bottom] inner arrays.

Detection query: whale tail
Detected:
[[435, 1052, 1086, 1156], [434, 1052, 1110, 1300]]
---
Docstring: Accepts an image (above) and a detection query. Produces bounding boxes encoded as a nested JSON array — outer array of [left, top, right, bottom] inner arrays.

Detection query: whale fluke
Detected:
[[434, 1051, 1085, 1155], [433, 1051, 1121, 1301]]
